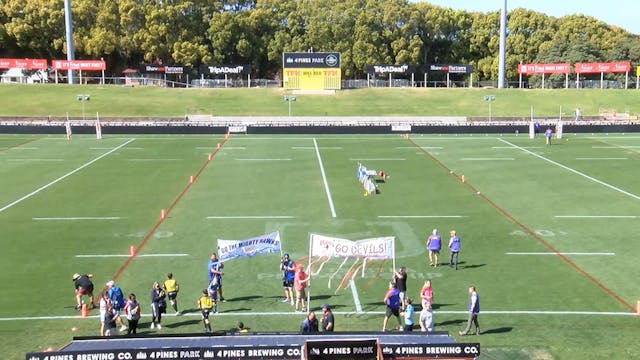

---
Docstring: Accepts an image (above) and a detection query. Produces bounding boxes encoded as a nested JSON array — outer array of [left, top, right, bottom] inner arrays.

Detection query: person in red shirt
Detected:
[[294, 265, 309, 312], [420, 279, 433, 310]]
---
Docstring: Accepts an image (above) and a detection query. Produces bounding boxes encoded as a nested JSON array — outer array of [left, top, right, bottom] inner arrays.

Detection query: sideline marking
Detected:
[[506, 252, 615, 256], [0, 309, 634, 321], [236, 158, 292, 161], [207, 216, 295, 219], [499, 138, 640, 201], [292, 146, 342, 150], [350, 280, 363, 313], [33, 217, 123, 221], [592, 145, 640, 148], [555, 215, 638, 219], [461, 157, 514, 161], [76, 253, 189, 258], [0, 139, 136, 214], [314, 138, 337, 218], [396, 146, 442, 149], [378, 215, 466, 218], [576, 157, 627, 160]]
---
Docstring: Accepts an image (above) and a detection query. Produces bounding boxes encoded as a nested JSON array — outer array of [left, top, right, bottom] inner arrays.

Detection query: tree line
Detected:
[[1, 0, 639, 81]]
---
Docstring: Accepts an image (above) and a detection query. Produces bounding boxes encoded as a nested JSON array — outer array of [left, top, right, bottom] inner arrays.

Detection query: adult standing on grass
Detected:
[[124, 293, 141, 335], [545, 127, 553, 145], [419, 302, 434, 332], [448, 230, 461, 270], [280, 253, 296, 305], [320, 304, 334, 332], [163, 272, 181, 315], [426, 229, 441, 267], [459, 286, 480, 336], [392, 266, 407, 309], [294, 265, 310, 312], [72, 273, 95, 310], [208, 253, 225, 302], [106, 280, 128, 332], [382, 282, 402, 331], [419, 279, 433, 310], [300, 311, 319, 333], [150, 281, 166, 329]]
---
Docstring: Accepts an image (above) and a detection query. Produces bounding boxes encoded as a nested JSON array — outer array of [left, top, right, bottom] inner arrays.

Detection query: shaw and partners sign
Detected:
[[139, 65, 186, 74], [428, 64, 474, 74]]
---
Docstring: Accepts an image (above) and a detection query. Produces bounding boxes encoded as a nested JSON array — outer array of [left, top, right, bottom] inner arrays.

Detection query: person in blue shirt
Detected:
[[208, 253, 225, 302], [545, 127, 553, 145], [426, 229, 441, 267], [401, 298, 415, 331], [448, 230, 461, 270], [459, 286, 480, 336], [280, 253, 295, 305], [300, 311, 319, 333], [382, 282, 402, 331]]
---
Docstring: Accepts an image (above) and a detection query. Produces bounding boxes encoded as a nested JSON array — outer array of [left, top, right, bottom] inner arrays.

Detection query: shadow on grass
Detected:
[[481, 326, 513, 334], [161, 319, 201, 328], [229, 295, 263, 301], [436, 319, 466, 326]]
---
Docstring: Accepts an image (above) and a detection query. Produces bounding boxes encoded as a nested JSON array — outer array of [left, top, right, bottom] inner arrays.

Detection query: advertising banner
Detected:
[[140, 64, 186, 74], [282, 52, 341, 90], [427, 64, 474, 74], [574, 62, 630, 73], [365, 65, 415, 74], [200, 65, 252, 75], [0, 58, 48, 69], [52, 60, 106, 71], [517, 63, 570, 74]]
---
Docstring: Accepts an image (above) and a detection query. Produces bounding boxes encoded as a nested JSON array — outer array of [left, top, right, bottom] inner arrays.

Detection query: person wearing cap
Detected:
[[320, 304, 334, 332], [426, 229, 441, 267], [72, 273, 95, 310], [106, 280, 128, 332], [448, 230, 461, 270], [279, 253, 296, 305]]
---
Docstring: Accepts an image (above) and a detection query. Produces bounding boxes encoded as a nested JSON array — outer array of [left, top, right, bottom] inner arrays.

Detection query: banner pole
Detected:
[[307, 233, 313, 310]]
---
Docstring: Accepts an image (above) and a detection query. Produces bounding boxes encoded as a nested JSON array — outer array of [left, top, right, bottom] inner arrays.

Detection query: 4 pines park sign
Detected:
[[282, 52, 341, 90]]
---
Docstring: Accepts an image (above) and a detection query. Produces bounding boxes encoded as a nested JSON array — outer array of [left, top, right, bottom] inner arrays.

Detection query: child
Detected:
[[401, 298, 415, 331], [197, 289, 214, 333], [294, 265, 309, 312]]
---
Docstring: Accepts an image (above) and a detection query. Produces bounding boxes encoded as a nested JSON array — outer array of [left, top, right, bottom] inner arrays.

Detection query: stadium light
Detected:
[[483, 95, 496, 121], [77, 94, 90, 121], [284, 95, 296, 116]]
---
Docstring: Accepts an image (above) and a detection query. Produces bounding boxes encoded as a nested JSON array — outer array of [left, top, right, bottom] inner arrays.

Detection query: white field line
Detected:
[[506, 252, 615, 256], [492, 146, 543, 149], [9, 147, 39, 150], [76, 253, 189, 258], [378, 215, 466, 218], [350, 158, 405, 161], [235, 158, 292, 161], [292, 146, 342, 150], [499, 138, 640, 201], [206, 216, 295, 219], [575, 157, 627, 160], [0, 138, 136, 214], [90, 147, 144, 150], [592, 145, 640, 148], [314, 138, 337, 218], [555, 215, 638, 219], [196, 146, 246, 150], [6, 158, 64, 162], [350, 280, 363, 313], [396, 146, 443, 149], [461, 157, 514, 161], [33, 217, 124, 221], [0, 309, 635, 321]]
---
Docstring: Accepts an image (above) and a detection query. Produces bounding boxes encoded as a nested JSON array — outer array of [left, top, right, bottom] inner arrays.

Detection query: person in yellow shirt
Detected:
[[163, 273, 180, 316], [197, 289, 214, 333]]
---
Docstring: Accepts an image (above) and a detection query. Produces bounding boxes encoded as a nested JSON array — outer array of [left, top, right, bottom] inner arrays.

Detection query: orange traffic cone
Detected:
[[81, 303, 88, 317]]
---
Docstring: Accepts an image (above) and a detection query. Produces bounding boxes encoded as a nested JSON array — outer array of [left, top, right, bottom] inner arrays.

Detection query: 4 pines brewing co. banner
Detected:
[[282, 52, 341, 90], [217, 231, 282, 262]]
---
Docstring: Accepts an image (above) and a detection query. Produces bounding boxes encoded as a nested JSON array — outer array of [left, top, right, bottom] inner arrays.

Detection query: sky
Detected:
[[421, 0, 639, 35]]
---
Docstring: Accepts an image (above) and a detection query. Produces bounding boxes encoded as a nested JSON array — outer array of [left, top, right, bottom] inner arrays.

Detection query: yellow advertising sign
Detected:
[[637, 66, 640, 77], [282, 52, 341, 90]]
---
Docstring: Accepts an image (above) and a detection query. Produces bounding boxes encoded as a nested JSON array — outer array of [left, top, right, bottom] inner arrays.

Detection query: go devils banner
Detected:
[[310, 234, 394, 259], [217, 231, 282, 262]]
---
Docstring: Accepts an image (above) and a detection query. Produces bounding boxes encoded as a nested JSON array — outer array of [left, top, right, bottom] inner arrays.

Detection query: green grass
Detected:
[[0, 84, 638, 117], [1, 133, 639, 359]]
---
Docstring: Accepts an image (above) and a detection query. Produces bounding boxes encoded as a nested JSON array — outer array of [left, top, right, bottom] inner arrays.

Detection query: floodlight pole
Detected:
[[77, 94, 90, 121], [498, 0, 507, 88], [284, 95, 296, 116], [63, 0, 76, 84]]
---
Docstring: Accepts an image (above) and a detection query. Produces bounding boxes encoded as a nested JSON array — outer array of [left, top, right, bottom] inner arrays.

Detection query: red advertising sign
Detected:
[[52, 60, 106, 71], [517, 63, 571, 74], [0, 58, 48, 69], [574, 62, 630, 73]]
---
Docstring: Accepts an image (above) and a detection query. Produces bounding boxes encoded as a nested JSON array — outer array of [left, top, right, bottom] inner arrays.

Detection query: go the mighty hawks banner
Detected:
[[310, 234, 394, 259], [217, 231, 281, 262]]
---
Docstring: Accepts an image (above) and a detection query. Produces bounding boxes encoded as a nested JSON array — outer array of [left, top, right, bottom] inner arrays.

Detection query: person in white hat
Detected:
[[72, 273, 94, 310]]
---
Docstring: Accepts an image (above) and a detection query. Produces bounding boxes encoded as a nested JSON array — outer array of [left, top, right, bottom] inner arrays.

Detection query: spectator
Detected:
[[208, 253, 225, 302], [420, 280, 433, 309], [98, 291, 110, 336], [401, 298, 415, 331], [124, 293, 141, 334], [419, 302, 434, 332], [72, 273, 95, 310], [426, 229, 441, 267], [448, 230, 461, 270], [300, 311, 319, 333], [150, 281, 166, 329], [163, 272, 180, 315], [392, 267, 407, 309], [280, 253, 295, 306], [294, 265, 309, 312], [320, 304, 334, 332], [106, 280, 128, 332], [459, 286, 480, 336], [382, 282, 402, 331]]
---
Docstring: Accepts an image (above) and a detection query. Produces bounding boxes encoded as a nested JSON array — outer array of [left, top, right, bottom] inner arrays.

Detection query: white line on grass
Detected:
[[350, 158, 405, 161], [314, 138, 337, 218], [76, 254, 189, 258], [90, 147, 144, 150], [575, 157, 627, 160], [292, 146, 342, 150], [555, 215, 638, 219], [506, 252, 615, 256], [499, 138, 640, 201], [0, 309, 635, 321], [235, 158, 292, 161], [378, 215, 466, 218], [350, 280, 363, 313], [0, 138, 136, 214], [33, 217, 123, 221], [206, 216, 295, 219], [592, 145, 640, 148], [461, 157, 514, 161], [492, 146, 543, 149], [395, 146, 443, 149]]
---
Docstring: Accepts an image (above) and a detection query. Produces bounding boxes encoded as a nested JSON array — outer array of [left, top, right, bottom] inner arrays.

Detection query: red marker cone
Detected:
[[208, 154, 212, 161], [461, 175, 466, 183], [216, 143, 221, 149], [130, 245, 135, 257], [160, 209, 166, 220], [636, 300, 640, 316], [189, 175, 194, 184], [81, 303, 88, 317]]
